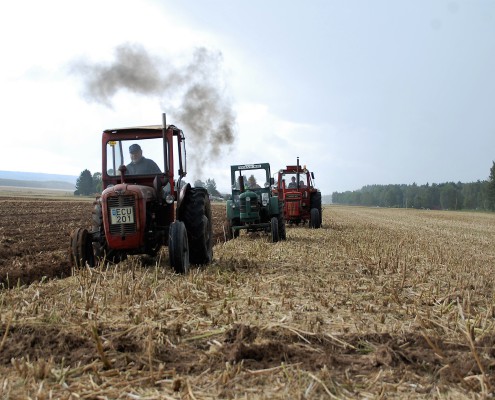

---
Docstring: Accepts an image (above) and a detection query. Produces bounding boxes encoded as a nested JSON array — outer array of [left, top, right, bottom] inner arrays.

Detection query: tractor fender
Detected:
[[176, 182, 192, 217]]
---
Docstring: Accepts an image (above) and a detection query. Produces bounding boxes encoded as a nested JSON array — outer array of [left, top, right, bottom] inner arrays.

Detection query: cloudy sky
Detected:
[[1, 0, 494, 194]]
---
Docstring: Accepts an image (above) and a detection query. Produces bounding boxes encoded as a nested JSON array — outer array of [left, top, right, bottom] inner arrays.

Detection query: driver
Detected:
[[288, 176, 297, 188], [126, 144, 161, 175]]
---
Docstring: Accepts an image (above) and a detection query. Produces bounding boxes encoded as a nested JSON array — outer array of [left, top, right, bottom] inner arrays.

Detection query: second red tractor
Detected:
[[275, 158, 322, 228]]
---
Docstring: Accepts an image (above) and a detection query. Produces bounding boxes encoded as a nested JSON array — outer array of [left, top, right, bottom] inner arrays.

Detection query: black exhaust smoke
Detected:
[[69, 43, 236, 161]]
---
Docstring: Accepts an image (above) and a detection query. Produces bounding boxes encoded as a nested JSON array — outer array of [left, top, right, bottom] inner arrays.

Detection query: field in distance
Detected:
[[0, 199, 494, 398]]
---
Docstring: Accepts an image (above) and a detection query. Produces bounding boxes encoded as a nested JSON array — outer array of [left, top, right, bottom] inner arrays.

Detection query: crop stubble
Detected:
[[1, 197, 495, 399]]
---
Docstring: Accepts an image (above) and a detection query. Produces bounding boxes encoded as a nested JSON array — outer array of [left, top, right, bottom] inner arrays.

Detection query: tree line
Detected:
[[74, 170, 224, 198], [332, 162, 495, 210]]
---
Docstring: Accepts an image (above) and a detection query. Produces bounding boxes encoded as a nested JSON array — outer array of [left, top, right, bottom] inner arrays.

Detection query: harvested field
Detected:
[[1, 197, 495, 399]]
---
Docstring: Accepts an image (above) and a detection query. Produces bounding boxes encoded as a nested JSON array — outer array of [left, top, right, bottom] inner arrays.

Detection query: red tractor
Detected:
[[70, 114, 213, 273], [275, 157, 322, 228]]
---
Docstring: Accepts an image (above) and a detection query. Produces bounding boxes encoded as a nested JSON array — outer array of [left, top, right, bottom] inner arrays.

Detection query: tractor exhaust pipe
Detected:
[[297, 157, 300, 189], [238, 172, 245, 193], [162, 113, 168, 174]]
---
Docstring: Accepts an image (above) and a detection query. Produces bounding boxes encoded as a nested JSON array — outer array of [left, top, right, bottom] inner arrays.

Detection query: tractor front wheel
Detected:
[[270, 217, 280, 243], [168, 221, 189, 274], [224, 219, 233, 241], [70, 228, 95, 268], [224, 218, 240, 241]]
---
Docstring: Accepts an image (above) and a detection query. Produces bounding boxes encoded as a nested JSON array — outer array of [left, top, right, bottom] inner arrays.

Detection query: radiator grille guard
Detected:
[[286, 200, 300, 216], [107, 195, 138, 236]]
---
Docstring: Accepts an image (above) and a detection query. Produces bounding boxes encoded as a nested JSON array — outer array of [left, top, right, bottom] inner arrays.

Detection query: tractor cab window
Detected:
[[106, 138, 165, 176], [234, 169, 269, 190], [281, 173, 308, 189]]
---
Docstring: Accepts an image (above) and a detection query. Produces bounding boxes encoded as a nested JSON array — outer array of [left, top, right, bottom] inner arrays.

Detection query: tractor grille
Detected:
[[240, 199, 259, 213], [107, 195, 137, 236], [286, 200, 300, 216]]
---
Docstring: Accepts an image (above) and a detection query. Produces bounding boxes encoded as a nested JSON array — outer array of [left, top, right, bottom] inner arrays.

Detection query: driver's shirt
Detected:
[[126, 157, 161, 175]]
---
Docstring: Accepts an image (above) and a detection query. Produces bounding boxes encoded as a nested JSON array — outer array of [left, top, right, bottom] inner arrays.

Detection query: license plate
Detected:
[[110, 207, 134, 224]]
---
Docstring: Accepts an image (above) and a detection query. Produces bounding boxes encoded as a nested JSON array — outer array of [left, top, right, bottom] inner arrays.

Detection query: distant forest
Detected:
[[332, 180, 492, 210]]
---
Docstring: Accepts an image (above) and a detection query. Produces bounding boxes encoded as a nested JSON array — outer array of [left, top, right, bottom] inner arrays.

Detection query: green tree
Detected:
[[440, 183, 457, 210], [488, 162, 495, 210], [92, 172, 102, 193], [74, 169, 94, 195], [247, 174, 260, 189], [205, 178, 221, 197]]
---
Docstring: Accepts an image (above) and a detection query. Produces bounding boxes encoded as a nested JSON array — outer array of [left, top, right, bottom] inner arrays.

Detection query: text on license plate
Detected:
[[110, 207, 134, 224]]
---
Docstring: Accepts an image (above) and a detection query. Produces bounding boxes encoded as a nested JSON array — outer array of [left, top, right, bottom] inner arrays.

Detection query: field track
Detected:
[[1, 196, 495, 398]]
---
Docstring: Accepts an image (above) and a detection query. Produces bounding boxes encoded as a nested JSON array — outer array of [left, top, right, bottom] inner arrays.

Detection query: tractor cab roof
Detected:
[[231, 163, 271, 172], [280, 165, 308, 174], [102, 124, 184, 141], [104, 125, 162, 133]]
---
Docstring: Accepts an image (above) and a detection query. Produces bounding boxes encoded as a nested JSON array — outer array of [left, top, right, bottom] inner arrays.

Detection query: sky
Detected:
[[1, 0, 494, 195]]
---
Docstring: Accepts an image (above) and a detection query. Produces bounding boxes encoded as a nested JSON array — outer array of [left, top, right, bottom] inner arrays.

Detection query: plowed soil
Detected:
[[0, 197, 226, 287], [1, 196, 495, 398]]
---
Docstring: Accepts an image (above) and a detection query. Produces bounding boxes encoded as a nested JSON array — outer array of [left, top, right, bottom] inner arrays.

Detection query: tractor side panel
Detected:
[[226, 200, 240, 221], [269, 197, 280, 216]]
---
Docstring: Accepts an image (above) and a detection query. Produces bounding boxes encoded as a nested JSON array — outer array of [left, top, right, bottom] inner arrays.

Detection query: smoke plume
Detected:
[[70, 43, 236, 160]]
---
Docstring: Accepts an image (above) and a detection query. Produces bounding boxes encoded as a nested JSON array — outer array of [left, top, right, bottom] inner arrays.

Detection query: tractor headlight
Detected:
[[165, 194, 174, 204], [232, 194, 240, 208], [262, 192, 269, 206]]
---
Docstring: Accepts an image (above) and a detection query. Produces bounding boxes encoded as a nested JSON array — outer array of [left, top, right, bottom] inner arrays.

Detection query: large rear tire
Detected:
[[180, 188, 213, 265], [169, 221, 189, 274], [309, 208, 321, 229], [70, 228, 95, 268], [310, 192, 322, 228]]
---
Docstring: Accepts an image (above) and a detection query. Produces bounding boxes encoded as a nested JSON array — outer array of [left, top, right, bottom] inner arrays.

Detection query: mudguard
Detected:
[[177, 182, 192, 218]]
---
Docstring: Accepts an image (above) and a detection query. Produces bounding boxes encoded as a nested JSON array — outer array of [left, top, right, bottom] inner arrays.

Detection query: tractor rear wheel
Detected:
[[270, 217, 279, 243], [310, 192, 322, 227], [180, 188, 213, 265], [309, 208, 321, 229], [168, 221, 189, 274], [70, 228, 95, 268]]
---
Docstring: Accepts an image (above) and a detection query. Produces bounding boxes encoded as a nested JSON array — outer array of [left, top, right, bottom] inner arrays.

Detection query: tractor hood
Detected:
[[102, 183, 156, 200]]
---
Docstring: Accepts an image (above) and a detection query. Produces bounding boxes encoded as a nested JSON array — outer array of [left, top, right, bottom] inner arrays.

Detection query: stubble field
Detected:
[[1, 195, 495, 399]]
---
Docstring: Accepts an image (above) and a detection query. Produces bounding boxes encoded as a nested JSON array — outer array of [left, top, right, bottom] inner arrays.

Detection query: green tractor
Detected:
[[224, 163, 286, 242]]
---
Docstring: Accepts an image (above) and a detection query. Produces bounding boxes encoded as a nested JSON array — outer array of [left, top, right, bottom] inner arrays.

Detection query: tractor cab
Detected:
[[102, 121, 186, 194]]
